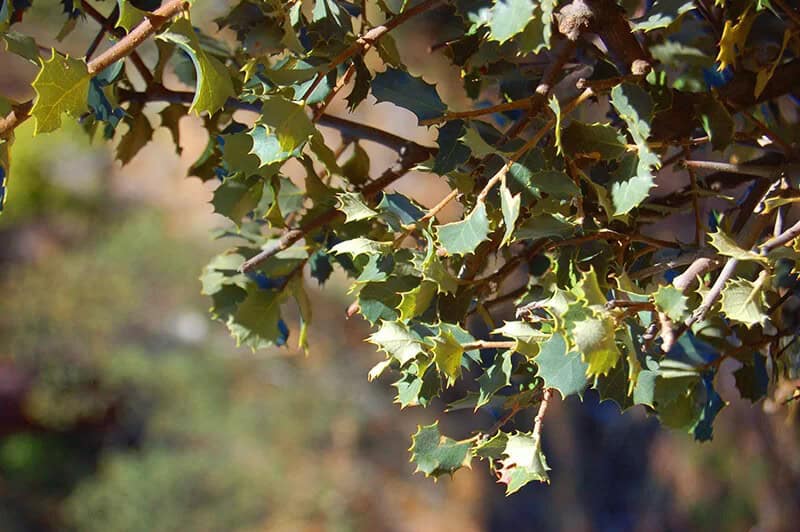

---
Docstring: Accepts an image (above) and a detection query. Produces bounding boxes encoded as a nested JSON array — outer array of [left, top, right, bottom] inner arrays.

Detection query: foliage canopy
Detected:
[[2, 0, 800, 493]]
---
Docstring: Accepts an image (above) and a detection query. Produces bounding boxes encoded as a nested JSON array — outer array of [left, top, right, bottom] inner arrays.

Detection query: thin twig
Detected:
[[532, 388, 554, 443], [300, 0, 442, 101], [392, 188, 458, 248], [683, 147, 703, 246], [462, 340, 516, 350]]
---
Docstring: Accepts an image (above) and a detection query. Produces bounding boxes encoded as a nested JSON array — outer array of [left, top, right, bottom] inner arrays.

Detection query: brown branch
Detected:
[[462, 340, 516, 350], [760, 218, 800, 253], [532, 388, 554, 443]]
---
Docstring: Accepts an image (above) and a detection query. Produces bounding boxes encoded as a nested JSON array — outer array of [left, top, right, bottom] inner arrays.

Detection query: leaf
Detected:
[[488, 0, 535, 43], [497, 432, 550, 494], [371, 68, 447, 123], [500, 179, 521, 247], [561, 122, 627, 160], [476, 350, 513, 409], [346, 55, 372, 111], [700, 97, 734, 151], [117, 0, 146, 32], [632, 0, 695, 32], [421, 230, 459, 294], [368, 321, 426, 365], [116, 109, 154, 164], [330, 237, 391, 259], [720, 277, 768, 327], [258, 96, 315, 153], [397, 280, 437, 320], [709, 230, 768, 264], [733, 353, 769, 403], [410, 422, 472, 478], [335, 191, 378, 223], [572, 316, 620, 378], [30, 51, 90, 134], [434, 120, 471, 175], [548, 96, 562, 155], [288, 276, 312, 351], [754, 29, 791, 98], [535, 334, 589, 399], [2, 31, 39, 63], [158, 17, 235, 115], [432, 329, 465, 384], [653, 285, 688, 322], [249, 124, 304, 167], [716, 7, 755, 71], [230, 285, 288, 349], [436, 202, 491, 256], [513, 213, 575, 242]]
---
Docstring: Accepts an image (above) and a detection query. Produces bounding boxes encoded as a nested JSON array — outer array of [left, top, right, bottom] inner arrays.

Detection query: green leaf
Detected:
[[434, 120, 471, 175], [2, 31, 39, 64], [500, 179, 521, 247], [653, 285, 688, 322], [514, 213, 575, 242], [488, 0, 535, 43], [548, 96, 563, 155], [610, 154, 655, 216], [117, 0, 146, 32], [30, 51, 90, 134], [371, 68, 447, 123], [720, 278, 768, 327], [572, 316, 620, 378], [436, 202, 491, 256], [476, 350, 513, 409], [335, 191, 378, 223], [561, 121, 627, 160], [397, 280, 437, 320], [733, 353, 769, 403], [368, 321, 426, 365], [421, 231, 459, 294], [432, 329, 465, 384], [497, 432, 550, 494], [700, 97, 734, 151], [330, 237, 391, 259], [158, 17, 235, 115], [250, 125, 303, 167], [709, 230, 768, 264], [258, 96, 315, 153], [535, 334, 589, 399], [632, 0, 695, 32], [230, 285, 287, 349], [410, 422, 472, 478]]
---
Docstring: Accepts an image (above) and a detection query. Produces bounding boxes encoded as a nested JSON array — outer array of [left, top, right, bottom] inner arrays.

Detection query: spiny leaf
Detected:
[[709, 230, 768, 264], [632, 0, 695, 32], [653, 285, 688, 322], [371, 68, 447, 124], [258, 96, 315, 153], [397, 280, 437, 320], [488, 0, 535, 43], [436, 202, 491, 256], [500, 179, 521, 247], [497, 432, 550, 494], [158, 17, 235, 115], [410, 422, 472, 478], [476, 350, 513, 409], [335, 191, 378, 223], [720, 277, 768, 327], [535, 334, 589, 399], [572, 316, 620, 378], [432, 329, 464, 385], [368, 321, 426, 365], [30, 51, 90, 134]]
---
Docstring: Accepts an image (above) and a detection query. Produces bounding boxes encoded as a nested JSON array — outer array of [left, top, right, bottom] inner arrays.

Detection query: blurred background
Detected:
[[1, 2, 800, 531]]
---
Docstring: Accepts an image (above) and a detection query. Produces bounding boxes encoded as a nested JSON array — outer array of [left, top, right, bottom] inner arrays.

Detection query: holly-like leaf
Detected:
[[535, 334, 589, 399], [434, 120, 471, 175], [397, 280, 437, 320], [410, 422, 472, 478], [476, 350, 513, 409], [700, 96, 734, 151], [368, 321, 427, 365], [632, 0, 695, 32], [720, 277, 768, 327], [653, 285, 688, 322], [330, 237, 391, 259], [371, 68, 447, 123], [158, 17, 235, 115], [561, 121, 627, 160], [421, 230, 459, 294], [2, 31, 38, 63], [488, 0, 535, 43], [572, 316, 620, 378], [30, 51, 90, 134], [436, 202, 491, 256], [709, 230, 768, 264], [335, 191, 378, 223], [258, 96, 315, 153], [497, 432, 550, 494], [432, 329, 464, 384], [229, 285, 289, 349], [716, 7, 755, 71]]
